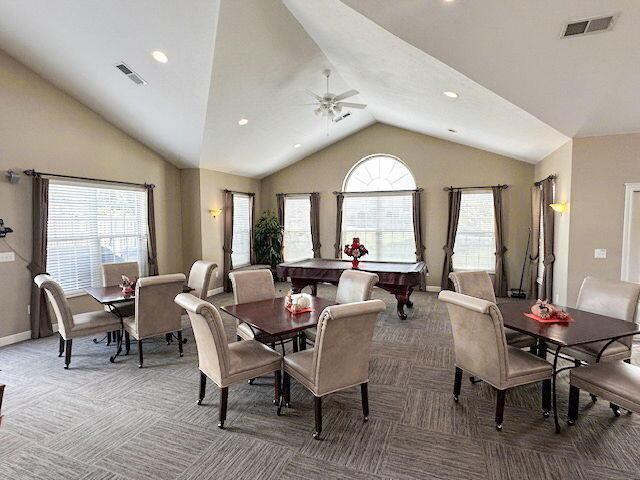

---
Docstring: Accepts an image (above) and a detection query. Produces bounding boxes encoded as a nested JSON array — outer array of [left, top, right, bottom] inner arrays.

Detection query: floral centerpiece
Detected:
[[120, 274, 137, 295], [344, 237, 368, 269]]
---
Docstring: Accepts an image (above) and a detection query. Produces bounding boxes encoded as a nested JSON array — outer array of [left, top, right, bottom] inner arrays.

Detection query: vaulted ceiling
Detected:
[[0, 1, 637, 178]]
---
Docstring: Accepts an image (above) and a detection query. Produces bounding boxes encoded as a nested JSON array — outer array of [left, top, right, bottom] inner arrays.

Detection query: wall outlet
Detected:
[[0, 251, 15, 263], [594, 248, 607, 259], [27, 305, 30, 316], [215, 268, 219, 278]]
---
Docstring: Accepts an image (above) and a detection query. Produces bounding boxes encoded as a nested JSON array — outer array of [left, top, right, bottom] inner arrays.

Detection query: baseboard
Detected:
[[426, 286, 442, 293], [207, 287, 224, 298], [0, 322, 59, 348]]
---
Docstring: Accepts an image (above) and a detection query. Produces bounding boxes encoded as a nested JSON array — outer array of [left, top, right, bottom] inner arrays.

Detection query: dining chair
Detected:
[[34, 274, 123, 369], [187, 260, 218, 300], [123, 273, 186, 367], [101, 261, 139, 319], [175, 293, 282, 428], [305, 269, 379, 344], [281, 299, 386, 439], [438, 290, 552, 430]]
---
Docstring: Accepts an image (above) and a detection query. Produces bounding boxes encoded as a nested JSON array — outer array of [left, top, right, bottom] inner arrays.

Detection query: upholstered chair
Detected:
[[229, 269, 275, 341], [282, 299, 386, 439], [438, 290, 552, 430], [123, 273, 185, 368], [188, 260, 218, 300], [34, 274, 122, 369], [175, 293, 282, 428], [100, 261, 139, 321], [305, 270, 379, 344]]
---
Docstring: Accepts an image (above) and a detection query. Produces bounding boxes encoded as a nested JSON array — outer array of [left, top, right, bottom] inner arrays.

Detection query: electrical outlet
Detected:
[[27, 305, 30, 316], [215, 269, 219, 278], [0, 251, 15, 263], [594, 248, 607, 259]]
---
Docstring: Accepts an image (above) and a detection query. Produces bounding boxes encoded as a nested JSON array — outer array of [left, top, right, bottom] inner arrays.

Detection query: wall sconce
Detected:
[[209, 208, 223, 219], [550, 202, 568, 215]]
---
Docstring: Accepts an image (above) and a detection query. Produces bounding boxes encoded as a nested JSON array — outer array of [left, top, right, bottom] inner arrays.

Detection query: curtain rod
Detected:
[[443, 184, 509, 192], [276, 192, 319, 196], [24, 169, 155, 189], [333, 188, 423, 195], [224, 189, 255, 196], [534, 174, 556, 187]]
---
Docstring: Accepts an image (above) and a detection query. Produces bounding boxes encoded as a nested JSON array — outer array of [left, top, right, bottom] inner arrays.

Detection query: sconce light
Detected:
[[550, 202, 568, 214], [209, 208, 223, 219]]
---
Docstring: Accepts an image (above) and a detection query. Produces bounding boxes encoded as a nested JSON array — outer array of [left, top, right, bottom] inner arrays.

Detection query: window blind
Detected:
[[452, 191, 496, 272], [232, 194, 251, 267], [46, 180, 148, 295], [283, 196, 313, 262]]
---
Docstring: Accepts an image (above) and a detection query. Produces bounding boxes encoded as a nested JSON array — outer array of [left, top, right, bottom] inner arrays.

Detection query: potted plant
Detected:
[[254, 210, 283, 272]]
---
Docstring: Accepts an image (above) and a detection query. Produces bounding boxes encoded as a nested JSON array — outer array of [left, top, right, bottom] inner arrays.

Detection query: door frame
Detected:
[[621, 182, 640, 282]]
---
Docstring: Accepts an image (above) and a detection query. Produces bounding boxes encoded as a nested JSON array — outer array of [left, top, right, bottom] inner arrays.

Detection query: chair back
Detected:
[[449, 271, 496, 302], [134, 273, 185, 338], [335, 270, 379, 304], [188, 260, 218, 300], [438, 290, 509, 388], [101, 262, 140, 287], [175, 293, 230, 384], [34, 274, 73, 337], [312, 299, 385, 396], [229, 269, 275, 304]]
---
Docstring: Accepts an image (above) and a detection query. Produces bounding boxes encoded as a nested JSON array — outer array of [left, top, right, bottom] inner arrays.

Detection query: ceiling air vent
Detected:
[[562, 15, 616, 38], [114, 62, 147, 86], [333, 112, 351, 123]]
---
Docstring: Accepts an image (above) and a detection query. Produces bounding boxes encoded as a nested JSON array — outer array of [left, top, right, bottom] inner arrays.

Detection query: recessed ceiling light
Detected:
[[448, 128, 458, 133], [151, 50, 168, 63], [293, 143, 301, 149], [443, 91, 459, 99], [238, 118, 249, 126]]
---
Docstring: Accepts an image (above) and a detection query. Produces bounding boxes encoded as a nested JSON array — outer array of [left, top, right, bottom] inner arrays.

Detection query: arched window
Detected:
[[341, 155, 417, 262]]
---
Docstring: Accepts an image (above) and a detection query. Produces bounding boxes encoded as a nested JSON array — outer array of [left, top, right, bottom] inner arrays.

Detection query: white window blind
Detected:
[[452, 191, 496, 272], [46, 181, 148, 295], [283, 196, 313, 262], [232, 194, 251, 268]]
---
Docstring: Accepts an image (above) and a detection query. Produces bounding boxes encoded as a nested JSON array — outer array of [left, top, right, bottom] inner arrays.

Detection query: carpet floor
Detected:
[[1, 283, 639, 480]]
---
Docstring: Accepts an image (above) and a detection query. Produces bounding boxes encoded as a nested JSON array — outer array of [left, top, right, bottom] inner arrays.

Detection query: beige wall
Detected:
[[567, 133, 640, 305], [0, 49, 183, 338], [534, 140, 573, 305], [260, 123, 534, 290], [180, 169, 203, 274]]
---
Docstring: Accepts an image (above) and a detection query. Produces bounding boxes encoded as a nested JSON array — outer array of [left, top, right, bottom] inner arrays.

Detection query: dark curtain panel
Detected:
[[411, 190, 427, 291], [29, 176, 53, 339], [334, 193, 344, 259], [492, 187, 508, 297], [440, 190, 462, 290], [276, 193, 285, 260], [146, 186, 158, 276], [223, 191, 234, 292], [528, 186, 542, 299], [249, 194, 256, 265], [310, 192, 321, 258], [540, 178, 555, 301]]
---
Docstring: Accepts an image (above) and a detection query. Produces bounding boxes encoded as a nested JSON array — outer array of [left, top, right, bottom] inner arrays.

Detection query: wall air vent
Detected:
[[562, 14, 616, 38], [114, 62, 147, 86]]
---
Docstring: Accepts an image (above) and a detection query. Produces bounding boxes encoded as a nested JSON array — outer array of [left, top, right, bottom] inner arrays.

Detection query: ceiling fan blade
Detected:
[[333, 89, 359, 102], [337, 102, 367, 110], [306, 89, 323, 101]]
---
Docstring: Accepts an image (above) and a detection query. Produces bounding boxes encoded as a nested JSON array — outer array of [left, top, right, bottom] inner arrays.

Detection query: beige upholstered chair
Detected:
[[100, 261, 139, 321], [439, 290, 552, 430], [305, 270, 379, 344], [188, 260, 218, 300], [123, 273, 185, 368], [34, 274, 122, 369], [175, 293, 282, 428], [282, 299, 386, 439]]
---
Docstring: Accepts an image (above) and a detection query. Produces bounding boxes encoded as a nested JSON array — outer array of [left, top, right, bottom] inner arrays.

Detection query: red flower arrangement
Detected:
[[344, 237, 368, 269]]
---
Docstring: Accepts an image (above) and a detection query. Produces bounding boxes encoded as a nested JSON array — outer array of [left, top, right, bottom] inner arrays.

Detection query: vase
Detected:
[[351, 258, 359, 269]]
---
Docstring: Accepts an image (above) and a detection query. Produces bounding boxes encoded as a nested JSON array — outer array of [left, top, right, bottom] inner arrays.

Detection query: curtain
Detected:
[[540, 178, 555, 301], [334, 193, 344, 259], [249, 194, 256, 265], [276, 193, 285, 260], [492, 187, 508, 297], [29, 175, 53, 339], [528, 186, 542, 299], [146, 186, 158, 276], [310, 192, 321, 258], [412, 190, 427, 291], [223, 190, 234, 292], [441, 190, 462, 290]]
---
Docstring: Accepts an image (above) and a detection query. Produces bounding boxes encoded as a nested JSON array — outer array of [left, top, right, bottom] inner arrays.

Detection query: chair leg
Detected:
[[177, 331, 184, 357], [198, 371, 206, 405], [138, 340, 144, 368], [590, 393, 598, 403], [568, 385, 580, 425], [469, 376, 482, 384], [283, 371, 291, 407], [313, 395, 322, 439], [275, 370, 281, 408], [453, 367, 463, 402], [610, 403, 621, 417], [361, 382, 369, 421], [58, 334, 65, 357], [125, 331, 130, 355], [64, 339, 72, 369], [495, 389, 506, 431], [542, 379, 551, 417], [236, 335, 241, 342], [107, 331, 112, 346], [529, 345, 537, 356], [218, 387, 228, 429]]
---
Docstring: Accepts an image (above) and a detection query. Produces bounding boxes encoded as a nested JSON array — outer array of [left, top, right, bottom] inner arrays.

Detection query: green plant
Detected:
[[254, 210, 283, 268]]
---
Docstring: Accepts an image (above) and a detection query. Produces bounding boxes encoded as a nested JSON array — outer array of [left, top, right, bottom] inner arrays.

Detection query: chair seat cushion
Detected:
[[305, 327, 317, 342], [570, 361, 640, 414], [505, 328, 537, 348], [563, 340, 631, 363], [69, 311, 122, 338], [505, 346, 552, 387], [283, 349, 315, 392], [222, 340, 281, 386]]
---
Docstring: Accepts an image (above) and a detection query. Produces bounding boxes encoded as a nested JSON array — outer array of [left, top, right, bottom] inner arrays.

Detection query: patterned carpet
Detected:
[[1, 283, 639, 480]]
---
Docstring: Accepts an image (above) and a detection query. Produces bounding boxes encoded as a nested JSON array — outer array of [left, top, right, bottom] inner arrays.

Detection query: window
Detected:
[[232, 194, 252, 267], [283, 196, 313, 262], [46, 181, 148, 295], [452, 191, 496, 272], [537, 203, 545, 284], [341, 155, 416, 262]]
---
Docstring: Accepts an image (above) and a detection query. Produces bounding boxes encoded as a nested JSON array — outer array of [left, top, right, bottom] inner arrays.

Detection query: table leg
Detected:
[[537, 341, 551, 416], [108, 305, 125, 364], [299, 332, 307, 351], [551, 344, 562, 434]]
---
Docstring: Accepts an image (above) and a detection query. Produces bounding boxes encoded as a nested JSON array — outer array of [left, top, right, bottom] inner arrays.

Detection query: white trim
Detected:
[[621, 183, 640, 282], [207, 287, 224, 298], [0, 323, 59, 348], [426, 286, 442, 293]]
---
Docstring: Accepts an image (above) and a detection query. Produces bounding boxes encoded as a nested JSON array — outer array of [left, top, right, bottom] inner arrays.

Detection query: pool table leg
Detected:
[[394, 287, 413, 320], [290, 278, 318, 296]]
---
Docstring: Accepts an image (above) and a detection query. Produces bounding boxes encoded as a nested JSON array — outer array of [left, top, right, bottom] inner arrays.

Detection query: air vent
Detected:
[[562, 15, 616, 38], [114, 62, 147, 86], [333, 112, 351, 123]]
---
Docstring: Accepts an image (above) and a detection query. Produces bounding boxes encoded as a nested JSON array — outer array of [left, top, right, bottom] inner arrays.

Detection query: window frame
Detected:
[[282, 194, 314, 262], [231, 193, 252, 268]]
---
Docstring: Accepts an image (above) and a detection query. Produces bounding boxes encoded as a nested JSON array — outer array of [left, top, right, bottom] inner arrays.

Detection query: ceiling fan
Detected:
[[306, 69, 366, 124]]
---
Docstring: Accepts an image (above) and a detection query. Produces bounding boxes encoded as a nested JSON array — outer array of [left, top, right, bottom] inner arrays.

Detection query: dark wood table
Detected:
[[277, 258, 426, 319], [499, 299, 640, 433]]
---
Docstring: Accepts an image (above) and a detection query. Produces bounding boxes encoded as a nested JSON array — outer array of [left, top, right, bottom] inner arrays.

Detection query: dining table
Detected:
[[499, 299, 640, 433]]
